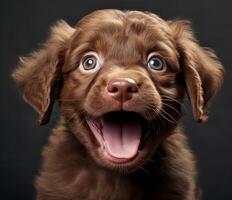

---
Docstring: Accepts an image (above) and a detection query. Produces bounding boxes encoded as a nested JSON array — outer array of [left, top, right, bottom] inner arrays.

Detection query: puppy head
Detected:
[[12, 10, 224, 173]]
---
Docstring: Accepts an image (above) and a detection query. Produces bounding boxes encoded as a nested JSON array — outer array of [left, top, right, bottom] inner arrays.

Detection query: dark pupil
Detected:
[[83, 57, 96, 70], [150, 58, 162, 69]]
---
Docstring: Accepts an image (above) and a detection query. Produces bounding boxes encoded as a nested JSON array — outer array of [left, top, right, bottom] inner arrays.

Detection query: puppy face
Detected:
[[12, 10, 224, 173], [60, 11, 183, 171]]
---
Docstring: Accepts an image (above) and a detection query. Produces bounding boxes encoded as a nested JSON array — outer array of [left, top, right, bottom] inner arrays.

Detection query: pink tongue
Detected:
[[102, 117, 141, 159]]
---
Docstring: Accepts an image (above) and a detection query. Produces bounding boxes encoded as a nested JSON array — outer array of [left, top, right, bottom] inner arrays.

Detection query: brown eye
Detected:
[[82, 56, 98, 70]]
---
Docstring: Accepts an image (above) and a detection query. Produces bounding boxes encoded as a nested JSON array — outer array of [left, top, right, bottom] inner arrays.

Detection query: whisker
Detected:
[[162, 102, 181, 116], [158, 111, 176, 124], [148, 159, 156, 165], [65, 112, 77, 123], [161, 109, 177, 123], [139, 167, 150, 175], [161, 95, 186, 109]]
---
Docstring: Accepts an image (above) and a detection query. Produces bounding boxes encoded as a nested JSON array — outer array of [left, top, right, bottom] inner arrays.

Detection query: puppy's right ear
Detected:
[[12, 20, 75, 125]]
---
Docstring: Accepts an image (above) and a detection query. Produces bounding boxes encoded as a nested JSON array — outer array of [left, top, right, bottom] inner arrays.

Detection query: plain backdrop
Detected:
[[0, 0, 231, 199]]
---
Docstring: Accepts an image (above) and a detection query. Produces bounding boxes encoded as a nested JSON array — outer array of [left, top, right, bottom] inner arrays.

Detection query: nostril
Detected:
[[127, 86, 138, 93], [107, 82, 120, 93], [110, 86, 119, 93]]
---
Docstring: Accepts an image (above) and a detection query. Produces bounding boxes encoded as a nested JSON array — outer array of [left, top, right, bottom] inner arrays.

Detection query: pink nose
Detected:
[[107, 78, 138, 102]]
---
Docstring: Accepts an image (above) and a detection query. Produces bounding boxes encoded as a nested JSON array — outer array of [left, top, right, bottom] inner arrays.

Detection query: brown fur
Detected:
[[12, 9, 224, 200]]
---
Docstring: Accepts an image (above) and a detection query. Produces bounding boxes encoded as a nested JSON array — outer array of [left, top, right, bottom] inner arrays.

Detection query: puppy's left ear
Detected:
[[169, 20, 224, 123], [12, 20, 75, 125]]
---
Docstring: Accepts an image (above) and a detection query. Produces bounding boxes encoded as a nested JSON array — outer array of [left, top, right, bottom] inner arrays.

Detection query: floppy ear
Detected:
[[12, 20, 75, 125], [169, 20, 224, 123]]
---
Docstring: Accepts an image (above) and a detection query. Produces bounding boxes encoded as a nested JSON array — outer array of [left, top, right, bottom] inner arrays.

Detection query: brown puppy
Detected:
[[12, 9, 224, 200]]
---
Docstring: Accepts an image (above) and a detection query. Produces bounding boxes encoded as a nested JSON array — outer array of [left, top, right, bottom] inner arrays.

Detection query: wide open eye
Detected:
[[79, 52, 101, 73], [147, 54, 166, 71], [83, 56, 97, 70]]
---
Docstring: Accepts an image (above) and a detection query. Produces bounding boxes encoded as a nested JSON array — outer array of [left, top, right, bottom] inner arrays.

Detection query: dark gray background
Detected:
[[0, 0, 231, 199]]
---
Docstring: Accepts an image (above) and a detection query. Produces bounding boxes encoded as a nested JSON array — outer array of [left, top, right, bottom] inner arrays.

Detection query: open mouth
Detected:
[[86, 111, 150, 164]]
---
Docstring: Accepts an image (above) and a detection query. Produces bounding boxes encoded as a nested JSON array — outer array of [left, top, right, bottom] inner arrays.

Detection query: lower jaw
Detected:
[[97, 147, 154, 174], [103, 148, 139, 164]]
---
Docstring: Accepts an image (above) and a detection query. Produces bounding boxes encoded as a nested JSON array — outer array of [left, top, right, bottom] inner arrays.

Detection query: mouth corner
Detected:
[[86, 111, 151, 165]]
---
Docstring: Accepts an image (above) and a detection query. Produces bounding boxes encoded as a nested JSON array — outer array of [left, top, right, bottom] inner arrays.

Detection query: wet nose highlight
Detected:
[[107, 78, 138, 102]]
